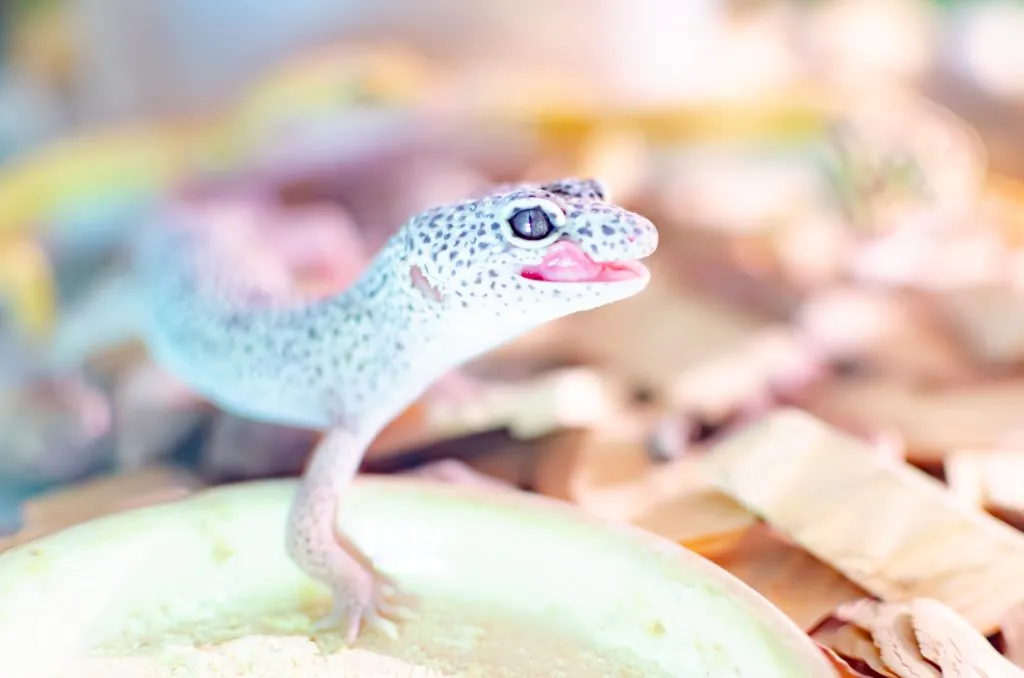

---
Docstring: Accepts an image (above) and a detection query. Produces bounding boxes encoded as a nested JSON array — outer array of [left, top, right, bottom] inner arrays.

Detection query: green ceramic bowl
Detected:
[[0, 478, 837, 677]]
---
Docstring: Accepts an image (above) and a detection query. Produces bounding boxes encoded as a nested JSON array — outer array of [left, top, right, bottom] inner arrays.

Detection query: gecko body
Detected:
[[134, 178, 658, 642]]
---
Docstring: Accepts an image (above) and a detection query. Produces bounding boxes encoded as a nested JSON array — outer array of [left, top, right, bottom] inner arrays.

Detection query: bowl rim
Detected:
[[0, 476, 839, 677], [360, 476, 838, 675]]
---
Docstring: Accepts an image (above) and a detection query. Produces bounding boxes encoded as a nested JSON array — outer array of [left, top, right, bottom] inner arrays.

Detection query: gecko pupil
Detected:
[[508, 208, 552, 241]]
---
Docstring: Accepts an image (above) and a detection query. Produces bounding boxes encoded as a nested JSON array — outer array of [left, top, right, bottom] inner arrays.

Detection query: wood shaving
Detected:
[[850, 223, 1011, 292], [795, 287, 977, 386], [999, 600, 1024, 668], [813, 617, 893, 676], [945, 450, 1024, 520], [400, 458, 518, 492], [773, 208, 853, 291], [710, 524, 867, 629], [535, 429, 705, 520], [816, 598, 1024, 677], [366, 368, 626, 462], [0, 466, 203, 553], [422, 367, 628, 441], [980, 175, 1024, 248], [531, 428, 757, 554], [705, 408, 1024, 633], [817, 643, 875, 677], [663, 325, 826, 424], [932, 287, 1024, 366], [804, 377, 1024, 465], [635, 489, 755, 557], [551, 268, 771, 392]]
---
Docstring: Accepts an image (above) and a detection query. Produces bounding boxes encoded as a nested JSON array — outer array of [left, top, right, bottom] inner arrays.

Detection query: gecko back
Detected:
[[133, 195, 368, 428]]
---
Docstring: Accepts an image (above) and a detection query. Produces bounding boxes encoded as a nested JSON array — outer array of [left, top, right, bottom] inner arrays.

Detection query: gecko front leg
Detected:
[[286, 426, 414, 642]]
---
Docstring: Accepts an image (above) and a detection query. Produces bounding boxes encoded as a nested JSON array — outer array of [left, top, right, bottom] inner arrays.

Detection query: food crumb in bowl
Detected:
[[87, 595, 674, 677], [73, 639, 451, 677]]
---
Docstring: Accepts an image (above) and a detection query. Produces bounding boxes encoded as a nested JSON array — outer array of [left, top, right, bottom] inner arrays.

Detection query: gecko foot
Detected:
[[315, 562, 416, 644]]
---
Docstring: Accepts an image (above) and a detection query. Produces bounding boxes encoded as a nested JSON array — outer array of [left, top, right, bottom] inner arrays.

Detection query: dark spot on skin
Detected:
[[601, 224, 615, 236]]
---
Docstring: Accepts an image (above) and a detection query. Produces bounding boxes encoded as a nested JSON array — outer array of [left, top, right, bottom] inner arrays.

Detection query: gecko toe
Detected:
[[344, 608, 364, 645]]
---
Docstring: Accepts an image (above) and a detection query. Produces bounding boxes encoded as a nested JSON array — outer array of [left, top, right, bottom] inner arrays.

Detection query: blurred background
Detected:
[[3, 0, 1021, 153], [3, 0, 1024, 550]]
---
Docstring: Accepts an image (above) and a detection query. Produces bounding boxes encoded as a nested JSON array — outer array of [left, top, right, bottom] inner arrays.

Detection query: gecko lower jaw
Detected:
[[520, 240, 651, 284]]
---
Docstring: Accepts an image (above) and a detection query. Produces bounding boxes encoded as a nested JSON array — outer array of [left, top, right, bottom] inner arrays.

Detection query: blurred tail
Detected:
[[45, 264, 143, 369]]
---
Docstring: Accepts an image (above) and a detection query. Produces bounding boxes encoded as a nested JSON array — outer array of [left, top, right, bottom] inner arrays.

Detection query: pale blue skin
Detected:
[[133, 178, 659, 642]]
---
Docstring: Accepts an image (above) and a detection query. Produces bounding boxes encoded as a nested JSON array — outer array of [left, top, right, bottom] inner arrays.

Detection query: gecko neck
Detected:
[[317, 237, 490, 436]]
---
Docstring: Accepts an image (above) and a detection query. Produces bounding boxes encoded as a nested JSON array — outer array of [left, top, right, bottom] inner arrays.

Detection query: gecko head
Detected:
[[401, 177, 658, 329]]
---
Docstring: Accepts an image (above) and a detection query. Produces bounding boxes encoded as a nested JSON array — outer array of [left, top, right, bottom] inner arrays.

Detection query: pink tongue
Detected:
[[522, 241, 605, 282]]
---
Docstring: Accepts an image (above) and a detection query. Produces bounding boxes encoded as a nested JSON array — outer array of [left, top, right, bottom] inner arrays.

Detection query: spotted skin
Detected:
[[134, 178, 658, 643]]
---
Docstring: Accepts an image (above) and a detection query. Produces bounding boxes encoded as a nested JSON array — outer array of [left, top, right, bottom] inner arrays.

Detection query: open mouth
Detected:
[[520, 240, 648, 283]]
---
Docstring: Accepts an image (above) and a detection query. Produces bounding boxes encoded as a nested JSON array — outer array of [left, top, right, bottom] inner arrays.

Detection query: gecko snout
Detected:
[[625, 212, 659, 259]]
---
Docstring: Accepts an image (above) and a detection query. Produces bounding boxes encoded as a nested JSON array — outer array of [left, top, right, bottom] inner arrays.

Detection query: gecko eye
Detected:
[[498, 197, 565, 249], [508, 207, 553, 241]]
